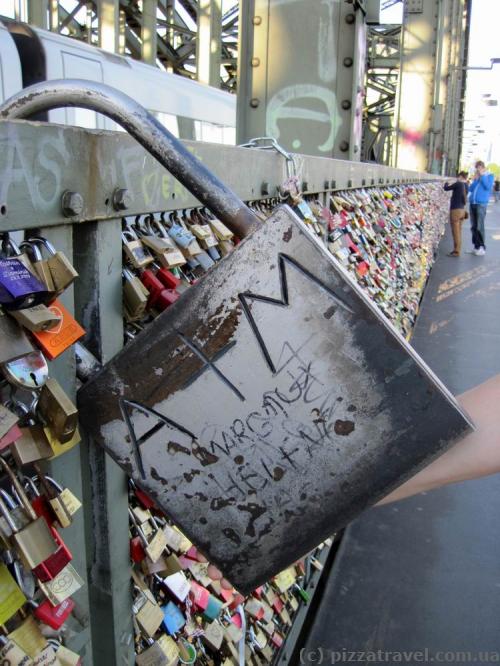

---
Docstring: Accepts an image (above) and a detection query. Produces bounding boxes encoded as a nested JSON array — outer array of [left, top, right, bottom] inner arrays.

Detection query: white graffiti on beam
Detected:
[[266, 84, 342, 153], [0, 124, 71, 211]]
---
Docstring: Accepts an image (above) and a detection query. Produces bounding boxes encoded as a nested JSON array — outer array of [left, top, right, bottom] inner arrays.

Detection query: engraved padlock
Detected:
[[5, 398, 53, 466], [123, 268, 149, 321], [2, 350, 49, 390], [0, 257, 48, 311], [122, 230, 154, 269], [37, 377, 78, 444], [33, 465, 73, 529], [0, 458, 69, 580], [19, 241, 55, 294], [0, 310, 34, 364], [28, 237, 78, 294]]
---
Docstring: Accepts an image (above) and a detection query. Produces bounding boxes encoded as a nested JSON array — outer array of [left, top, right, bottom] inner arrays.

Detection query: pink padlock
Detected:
[[0, 423, 22, 451]]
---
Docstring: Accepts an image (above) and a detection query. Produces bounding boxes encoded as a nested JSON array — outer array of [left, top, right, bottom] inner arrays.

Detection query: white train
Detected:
[[0, 19, 236, 143]]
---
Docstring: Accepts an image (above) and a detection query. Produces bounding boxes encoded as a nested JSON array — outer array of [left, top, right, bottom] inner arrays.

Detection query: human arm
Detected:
[[478, 173, 494, 191], [378, 373, 500, 505], [443, 182, 455, 191]]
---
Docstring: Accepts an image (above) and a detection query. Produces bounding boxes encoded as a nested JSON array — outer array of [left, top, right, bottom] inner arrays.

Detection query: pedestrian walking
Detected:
[[468, 160, 494, 256], [444, 171, 468, 256], [494, 179, 500, 202]]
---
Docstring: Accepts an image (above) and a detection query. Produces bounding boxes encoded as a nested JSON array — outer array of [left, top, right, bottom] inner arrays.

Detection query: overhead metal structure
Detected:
[[22, 0, 238, 92], [363, 23, 402, 165], [394, 0, 469, 174]]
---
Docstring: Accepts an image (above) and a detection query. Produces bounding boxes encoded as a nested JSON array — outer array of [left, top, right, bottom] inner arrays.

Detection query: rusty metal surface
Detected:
[[0, 79, 259, 238], [78, 205, 472, 594]]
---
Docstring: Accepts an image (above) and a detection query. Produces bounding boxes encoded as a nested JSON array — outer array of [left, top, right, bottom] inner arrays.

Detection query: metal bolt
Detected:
[[341, 99, 351, 110], [112, 188, 132, 211], [253, 15, 262, 25], [343, 57, 353, 67], [61, 190, 84, 217], [251, 57, 260, 67], [345, 12, 355, 24], [339, 140, 349, 152], [250, 98, 260, 108]]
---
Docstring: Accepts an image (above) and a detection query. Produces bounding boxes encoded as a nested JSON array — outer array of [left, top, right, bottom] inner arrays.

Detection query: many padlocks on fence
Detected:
[[0, 233, 85, 664]]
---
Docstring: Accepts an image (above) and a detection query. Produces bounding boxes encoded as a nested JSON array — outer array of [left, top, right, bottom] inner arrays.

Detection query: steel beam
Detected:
[[196, 0, 222, 87], [49, 0, 58, 30], [141, 0, 158, 65], [97, 0, 119, 53], [27, 0, 48, 29], [237, 0, 366, 159], [395, 0, 467, 173]]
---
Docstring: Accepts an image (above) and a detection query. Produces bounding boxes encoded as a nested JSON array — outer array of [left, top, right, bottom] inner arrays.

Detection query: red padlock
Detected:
[[149, 288, 179, 312], [155, 267, 180, 290], [33, 596, 75, 630], [130, 536, 146, 563]]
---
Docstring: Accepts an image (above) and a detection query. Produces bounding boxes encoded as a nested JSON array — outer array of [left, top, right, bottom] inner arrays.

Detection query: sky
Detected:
[[460, 0, 500, 166]]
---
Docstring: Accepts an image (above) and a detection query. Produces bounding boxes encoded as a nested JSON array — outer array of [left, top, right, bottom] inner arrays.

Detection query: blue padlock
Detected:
[[0, 258, 48, 310], [167, 223, 195, 249], [202, 594, 223, 623], [161, 601, 185, 635]]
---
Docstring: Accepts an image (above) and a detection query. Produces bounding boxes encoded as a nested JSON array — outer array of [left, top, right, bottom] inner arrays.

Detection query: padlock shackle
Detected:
[[0, 79, 260, 239]]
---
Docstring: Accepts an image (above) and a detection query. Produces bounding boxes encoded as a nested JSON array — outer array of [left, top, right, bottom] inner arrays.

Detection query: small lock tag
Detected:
[[162, 525, 184, 552], [57, 489, 81, 517], [54, 644, 81, 666], [157, 635, 179, 664], [273, 567, 296, 593], [38, 564, 83, 605], [223, 621, 243, 643], [0, 258, 48, 310], [122, 233, 154, 269], [135, 597, 164, 638], [0, 638, 32, 665], [160, 602, 185, 636], [43, 427, 81, 460], [208, 219, 233, 241], [34, 596, 75, 630], [132, 506, 152, 524], [8, 616, 47, 659], [31, 300, 85, 361], [30, 644, 61, 666], [203, 595, 223, 623], [245, 598, 264, 620], [145, 528, 168, 563], [10, 426, 53, 466], [0, 563, 27, 624], [135, 642, 170, 666], [0, 421, 22, 451], [0, 310, 35, 365], [164, 554, 183, 576], [2, 351, 49, 390], [9, 305, 62, 333], [28, 238, 78, 295], [202, 621, 224, 651], [163, 572, 190, 603], [38, 378, 78, 444], [260, 644, 274, 662]]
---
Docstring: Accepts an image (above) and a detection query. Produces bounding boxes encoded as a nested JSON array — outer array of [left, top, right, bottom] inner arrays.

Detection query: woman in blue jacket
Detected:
[[468, 160, 494, 256]]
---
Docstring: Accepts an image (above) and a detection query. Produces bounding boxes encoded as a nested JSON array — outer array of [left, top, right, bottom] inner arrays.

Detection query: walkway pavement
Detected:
[[300, 200, 500, 663]]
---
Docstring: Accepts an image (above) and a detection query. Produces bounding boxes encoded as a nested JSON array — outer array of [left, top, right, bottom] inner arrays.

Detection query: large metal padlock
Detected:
[[1, 80, 472, 594]]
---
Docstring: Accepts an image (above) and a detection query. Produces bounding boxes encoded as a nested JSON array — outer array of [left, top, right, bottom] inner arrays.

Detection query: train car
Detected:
[[0, 19, 236, 144]]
